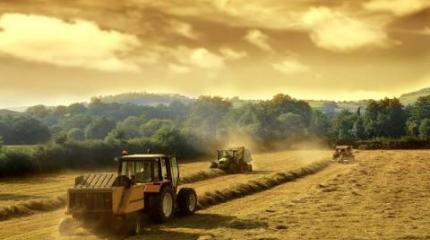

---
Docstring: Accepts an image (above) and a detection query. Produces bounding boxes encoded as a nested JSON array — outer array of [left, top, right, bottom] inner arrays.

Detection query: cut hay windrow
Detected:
[[179, 169, 226, 184], [0, 170, 225, 221], [0, 196, 66, 221], [0, 160, 329, 221], [197, 160, 331, 209]]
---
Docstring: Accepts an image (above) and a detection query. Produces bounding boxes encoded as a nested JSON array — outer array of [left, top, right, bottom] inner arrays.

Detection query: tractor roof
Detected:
[[121, 154, 170, 160], [218, 146, 245, 151], [335, 145, 352, 149]]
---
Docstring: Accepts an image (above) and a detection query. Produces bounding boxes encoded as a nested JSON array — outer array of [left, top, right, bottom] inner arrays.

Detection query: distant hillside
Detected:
[[97, 92, 194, 106], [307, 100, 369, 115], [399, 88, 430, 105], [0, 109, 20, 116]]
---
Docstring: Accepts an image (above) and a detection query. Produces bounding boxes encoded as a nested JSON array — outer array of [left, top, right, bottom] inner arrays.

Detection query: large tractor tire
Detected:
[[247, 164, 253, 172], [177, 188, 197, 216], [148, 186, 175, 223]]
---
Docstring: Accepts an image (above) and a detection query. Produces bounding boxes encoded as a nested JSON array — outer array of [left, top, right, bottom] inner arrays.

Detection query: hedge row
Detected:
[[0, 138, 202, 177], [356, 137, 430, 150]]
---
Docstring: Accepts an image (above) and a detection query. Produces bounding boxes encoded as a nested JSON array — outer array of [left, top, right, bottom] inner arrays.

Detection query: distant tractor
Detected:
[[332, 145, 355, 163], [59, 153, 197, 235], [210, 147, 253, 173]]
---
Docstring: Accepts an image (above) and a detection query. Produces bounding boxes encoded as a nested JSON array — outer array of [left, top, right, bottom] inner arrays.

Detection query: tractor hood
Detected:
[[74, 173, 117, 189]]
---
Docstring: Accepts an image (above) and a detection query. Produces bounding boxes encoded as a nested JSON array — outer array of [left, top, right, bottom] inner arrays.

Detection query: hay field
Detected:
[[0, 150, 328, 208], [138, 150, 430, 240], [0, 150, 331, 239], [0, 159, 211, 208]]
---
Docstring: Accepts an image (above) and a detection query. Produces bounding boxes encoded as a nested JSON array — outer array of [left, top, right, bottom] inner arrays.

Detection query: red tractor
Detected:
[[60, 153, 197, 235]]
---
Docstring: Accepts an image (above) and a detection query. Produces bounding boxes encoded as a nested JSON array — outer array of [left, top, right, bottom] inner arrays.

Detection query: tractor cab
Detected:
[[210, 146, 253, 173], [118, 154, 179, 189], [332, 145, 355, 163]]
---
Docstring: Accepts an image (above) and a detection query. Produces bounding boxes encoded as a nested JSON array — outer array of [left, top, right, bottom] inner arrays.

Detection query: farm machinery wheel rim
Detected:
[[188, 193, 197, 211], [162, 193, 173, 217]]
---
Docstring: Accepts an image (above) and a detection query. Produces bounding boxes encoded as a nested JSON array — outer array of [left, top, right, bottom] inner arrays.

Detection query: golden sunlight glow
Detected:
[[0, 0, 428, 107]]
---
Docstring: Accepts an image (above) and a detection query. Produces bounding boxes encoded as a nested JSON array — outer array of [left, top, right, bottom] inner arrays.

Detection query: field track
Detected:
[[0, 150, 330, 239]]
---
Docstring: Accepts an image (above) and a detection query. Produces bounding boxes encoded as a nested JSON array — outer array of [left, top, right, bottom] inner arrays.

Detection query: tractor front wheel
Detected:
[[177, 188, 197, 216], [148, 186, 175, 223]]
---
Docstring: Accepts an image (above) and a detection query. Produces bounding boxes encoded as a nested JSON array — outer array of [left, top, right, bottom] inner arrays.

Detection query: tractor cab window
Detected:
[[221, 151, 233, 159], [170, 157, 179, 187], [120, 160, 152, 183], [160, 159, 168, 180], [153, 159, 160, 180]]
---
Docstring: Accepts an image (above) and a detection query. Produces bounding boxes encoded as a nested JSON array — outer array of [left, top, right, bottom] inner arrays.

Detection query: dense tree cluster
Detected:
[[2, 93, 430, 176], [2, 94, 430, 148]]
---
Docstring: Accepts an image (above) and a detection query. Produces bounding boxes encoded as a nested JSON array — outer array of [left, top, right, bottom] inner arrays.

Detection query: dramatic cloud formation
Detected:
[[272, 59, 310, 75], [0, 0, 429, 107], [0, 13, 141, 72], [172, 47, 226, 70], [301, 7, 392, 51], [244, 29, 272, 51], [169, 20, 199, 40], [363, 0, 430, 16], [220, 47, 247, 60]]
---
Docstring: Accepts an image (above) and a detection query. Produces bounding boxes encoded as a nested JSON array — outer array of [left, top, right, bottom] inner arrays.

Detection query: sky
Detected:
[[0, 0, 429, 108]]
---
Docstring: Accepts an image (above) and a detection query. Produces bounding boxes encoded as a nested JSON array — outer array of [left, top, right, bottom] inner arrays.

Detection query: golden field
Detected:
[[1, 150, 429, 240]]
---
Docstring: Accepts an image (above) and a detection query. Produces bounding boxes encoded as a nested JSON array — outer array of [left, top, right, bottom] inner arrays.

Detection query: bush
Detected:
[[0, 132, 205, 177], [0, 151, 34, 176], [356, 137, 430, 150]]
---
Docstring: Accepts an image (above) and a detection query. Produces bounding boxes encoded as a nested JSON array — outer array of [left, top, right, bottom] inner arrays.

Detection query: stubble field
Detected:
[[1, 150, 429, 240]]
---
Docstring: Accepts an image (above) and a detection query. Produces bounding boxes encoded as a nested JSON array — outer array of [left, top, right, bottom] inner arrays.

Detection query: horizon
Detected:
[[0, 88, 418, 111]]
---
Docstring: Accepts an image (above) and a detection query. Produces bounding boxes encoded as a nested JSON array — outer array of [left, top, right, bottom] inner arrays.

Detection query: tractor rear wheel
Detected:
[[247, 164, 253, 172], [148, 186, 175, 223], [177, 188, 197, 216]]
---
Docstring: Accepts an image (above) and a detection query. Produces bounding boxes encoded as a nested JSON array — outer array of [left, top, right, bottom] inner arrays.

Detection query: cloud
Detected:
[[169, 20, 199, 40], [0, 13, 141, 72], [301, 7, 392, 52], [363, 0, 430, 16], [219, 47, 247, 60], [190, 48, 225, 69], [171, 46, 225, 70], [244, 29, 272, 51], [272, 59, 310, 74], [168, 63, 191, 74]]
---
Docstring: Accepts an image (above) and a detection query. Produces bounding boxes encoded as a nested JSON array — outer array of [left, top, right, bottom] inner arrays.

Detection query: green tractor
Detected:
[[210, 147, 253, 173]]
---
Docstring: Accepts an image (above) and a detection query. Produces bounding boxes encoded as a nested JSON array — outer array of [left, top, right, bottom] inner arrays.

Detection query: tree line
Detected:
[[2, 93, 430, 176], [2, 94, 430, 147]]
